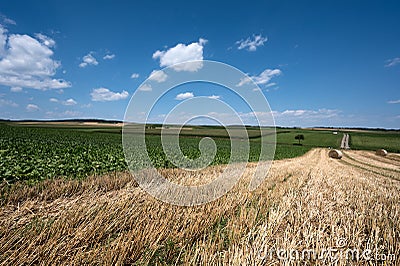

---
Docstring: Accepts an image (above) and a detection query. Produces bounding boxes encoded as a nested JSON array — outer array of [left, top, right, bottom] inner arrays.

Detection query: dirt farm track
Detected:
[[1, 148, 399, 265]]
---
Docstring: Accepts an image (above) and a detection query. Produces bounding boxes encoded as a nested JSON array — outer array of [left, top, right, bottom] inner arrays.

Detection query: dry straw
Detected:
[[1, 149, 399, 265]]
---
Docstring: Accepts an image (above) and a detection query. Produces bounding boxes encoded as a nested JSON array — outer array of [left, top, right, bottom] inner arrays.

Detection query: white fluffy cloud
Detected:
[[26, 104, 39, 112], [130, 73, 139, 79], [0, 25, 71, 90], [148, 70, 167, 82], [208, 95, 220, 99], [1, 15, 16, 26], [79, 52, 98, 68], [143, 108, 341, 126], [251, 69, 281, 85], [103, 54, 115, 60], [265, 82, 276, 88], [91, 87, 129, 102], [385, 57, 400, 67], [35, 33, 55, 47], [152, 38, 207, 72], [175, 92, 194, 100], [236, 34, 268, 51], [63, 98, 77, 105], [10, 86, 22, 92], [276, 109, 340, 119], [49, 98, 77, 105], [388, 99, 400, 104], [138, 84, 152, 92], [239, 109, 340, 126], [237, 69, 282, 87]]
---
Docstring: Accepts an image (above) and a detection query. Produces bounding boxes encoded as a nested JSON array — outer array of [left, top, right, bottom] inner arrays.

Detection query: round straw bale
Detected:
[[375, 149, 388, 156], [328, 149, 343, 159]]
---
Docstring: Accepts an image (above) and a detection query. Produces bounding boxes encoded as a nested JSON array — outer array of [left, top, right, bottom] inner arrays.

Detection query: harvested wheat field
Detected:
[[1, 148, 399, 265]]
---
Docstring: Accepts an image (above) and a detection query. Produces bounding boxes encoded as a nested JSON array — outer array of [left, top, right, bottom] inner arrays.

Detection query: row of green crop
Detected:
[[0, 124, 312, 183], [276, 129, 342, 147], [348, 131, 400, 153], [0, 125, 126, 183]]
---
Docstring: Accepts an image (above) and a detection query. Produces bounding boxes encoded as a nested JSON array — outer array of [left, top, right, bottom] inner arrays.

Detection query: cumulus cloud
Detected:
[[0, 77, 70, 90], [130, 73, 139, 79], [208, 95, 220, 99], [175, 92, 194, 100], [270, 108, 342, 126], [148, 70, 168, 82], [63, 98, 77, 105], [142, 108, 341, 126], [236, 77, 252, 87], [79, 52, 98, 68], [48, 97, 77, 105], [251, 69, 281, 85], [276, 109, 340, 119], [4, 18, 16, 25], [103, 54, 115, 60], [1, 14, 16, 25], [152, 38, 207, 72], [388, 99, 400, 104], [281, 110, 308, 116], [237, 108, 341, 126], [265, 82, 276, 88], [0, 25, 71, 90], [91, 87, 129, 102], [237, 68, 282, 87], [236, 34, 268, 51], [10, 86, 22, 92], [26, 104, 39, 112], [35, 33, 55, 47], [138, 84, 152, 92], [385, 57, 400, 67]]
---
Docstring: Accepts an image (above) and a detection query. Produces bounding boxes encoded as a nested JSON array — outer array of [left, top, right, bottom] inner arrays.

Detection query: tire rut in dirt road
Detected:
[[345, 150, 400, 171], [340, 133, 350, 149], [340, 151, 400, 181]]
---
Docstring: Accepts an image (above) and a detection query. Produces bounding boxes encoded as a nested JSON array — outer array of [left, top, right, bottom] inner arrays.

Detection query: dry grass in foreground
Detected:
[[0, 149, 399, 265]]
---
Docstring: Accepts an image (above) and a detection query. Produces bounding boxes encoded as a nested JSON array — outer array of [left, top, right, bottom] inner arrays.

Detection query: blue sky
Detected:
[[0, 0, 399, 128]]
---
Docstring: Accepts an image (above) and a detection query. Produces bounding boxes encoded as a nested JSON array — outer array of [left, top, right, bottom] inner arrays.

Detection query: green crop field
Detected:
[[0, 123, 314, 183], [347, 131, 400, 153], [0, 124, 126, 183], [2, 122, 398, 184], [276, 129, 341, 147], [143, 125, 264, 139]]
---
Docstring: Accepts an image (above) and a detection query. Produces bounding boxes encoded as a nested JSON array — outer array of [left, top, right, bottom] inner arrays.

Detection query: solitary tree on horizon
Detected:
[[295, 134, 305, 145]]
